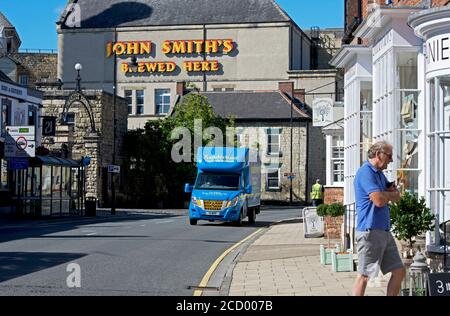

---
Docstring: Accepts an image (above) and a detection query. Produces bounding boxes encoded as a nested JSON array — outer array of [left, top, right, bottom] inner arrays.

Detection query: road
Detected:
[[0, 207, 301, 296]]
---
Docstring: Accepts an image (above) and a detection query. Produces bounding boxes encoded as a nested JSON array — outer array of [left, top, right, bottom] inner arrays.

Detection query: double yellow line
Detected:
[[193, 228, 264, 296]]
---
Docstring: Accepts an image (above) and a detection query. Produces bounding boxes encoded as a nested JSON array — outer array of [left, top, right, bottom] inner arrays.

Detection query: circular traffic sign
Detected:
[[16, 137, 28, 151]]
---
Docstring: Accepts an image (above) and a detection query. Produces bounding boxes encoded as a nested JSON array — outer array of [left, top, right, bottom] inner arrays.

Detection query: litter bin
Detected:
[[85, 197, 97, 217]]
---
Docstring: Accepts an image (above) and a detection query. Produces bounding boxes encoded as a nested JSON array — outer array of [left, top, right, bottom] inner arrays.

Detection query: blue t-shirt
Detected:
[[354, 161, 391, 231]]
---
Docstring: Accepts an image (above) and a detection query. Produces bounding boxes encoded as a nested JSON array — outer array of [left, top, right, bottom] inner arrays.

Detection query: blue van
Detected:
[[185, 147, 261, 225]]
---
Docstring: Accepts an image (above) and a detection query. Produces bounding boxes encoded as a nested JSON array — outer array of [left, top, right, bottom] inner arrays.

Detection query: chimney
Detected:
[[294, 89, 305, 104], [278, 82, 294, 98], [176, 82, 185, 96]]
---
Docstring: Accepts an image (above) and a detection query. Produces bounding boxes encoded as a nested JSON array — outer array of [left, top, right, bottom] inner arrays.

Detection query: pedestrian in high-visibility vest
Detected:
[[310, 179, 324, 206]]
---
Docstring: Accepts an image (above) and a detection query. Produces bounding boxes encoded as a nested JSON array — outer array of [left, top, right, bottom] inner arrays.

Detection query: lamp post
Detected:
[[75, 63, 82, 92], [111, 29, 117, 215]]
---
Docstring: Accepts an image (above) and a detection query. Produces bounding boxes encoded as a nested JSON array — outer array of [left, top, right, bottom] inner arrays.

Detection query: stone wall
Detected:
[[236, 120, 309, 203], [10, 53, 57, 89], [42, 90, 127, 206]]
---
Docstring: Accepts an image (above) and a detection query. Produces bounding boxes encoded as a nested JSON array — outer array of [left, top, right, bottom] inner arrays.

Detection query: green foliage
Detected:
[[327, 203, 345, 217], [121, 93, 233, 208], [316, 204, 329, 217], [390, 192, 435, 249], [316, 203, 345, 217]]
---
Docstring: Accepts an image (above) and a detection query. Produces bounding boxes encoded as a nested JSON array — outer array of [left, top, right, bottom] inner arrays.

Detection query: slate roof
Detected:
[[0, 69, 15, 84], [59, 0, 292, 29], [199, 91, 310, 121]]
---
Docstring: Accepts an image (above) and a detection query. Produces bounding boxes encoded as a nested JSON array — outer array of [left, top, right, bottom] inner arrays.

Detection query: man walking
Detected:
[[352, 141, 405, 296], [310, 179, 324, 206]]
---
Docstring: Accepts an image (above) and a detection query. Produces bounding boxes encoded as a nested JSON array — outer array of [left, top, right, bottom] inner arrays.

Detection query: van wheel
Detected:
[[248, 208, 255, 224], [190, 219, 197, 225], [233, 211, 242, 226]]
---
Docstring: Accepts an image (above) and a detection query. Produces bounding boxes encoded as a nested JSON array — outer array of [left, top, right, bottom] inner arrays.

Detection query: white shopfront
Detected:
[[410, 6, 450, 254]]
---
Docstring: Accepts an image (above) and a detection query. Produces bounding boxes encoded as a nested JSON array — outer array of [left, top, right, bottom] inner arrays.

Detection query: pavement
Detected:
[[225, 218, 390, 296]]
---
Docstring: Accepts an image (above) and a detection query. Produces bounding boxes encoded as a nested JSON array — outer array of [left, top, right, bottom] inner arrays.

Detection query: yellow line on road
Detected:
[[193, 228, 264, 296]]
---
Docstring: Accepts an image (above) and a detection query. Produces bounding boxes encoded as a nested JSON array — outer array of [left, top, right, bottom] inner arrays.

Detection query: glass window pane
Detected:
[[155, 89, 170, 115], [136, 90, 144, 115], [398, 52, 418, 90]]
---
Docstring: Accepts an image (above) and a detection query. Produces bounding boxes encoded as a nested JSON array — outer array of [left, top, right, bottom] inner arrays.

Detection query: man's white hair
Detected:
[[368, 141, 392, 159]]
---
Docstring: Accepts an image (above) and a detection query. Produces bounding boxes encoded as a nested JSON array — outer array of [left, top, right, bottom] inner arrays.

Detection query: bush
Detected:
[[390, 192, 435, 251], [327, 203, 345, 217], [316, 204, 329, 217]]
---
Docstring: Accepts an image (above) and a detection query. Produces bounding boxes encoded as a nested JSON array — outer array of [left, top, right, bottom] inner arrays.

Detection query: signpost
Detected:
[[302, 207, 324, 238], [108, 165, 121, 174], [42, 117, 56, 137], [4, 126, 36, 158]]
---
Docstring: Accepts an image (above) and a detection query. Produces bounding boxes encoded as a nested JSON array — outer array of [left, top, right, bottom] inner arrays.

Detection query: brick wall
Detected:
[[324, 187, 344, 204], [324, 215, 344, 239]]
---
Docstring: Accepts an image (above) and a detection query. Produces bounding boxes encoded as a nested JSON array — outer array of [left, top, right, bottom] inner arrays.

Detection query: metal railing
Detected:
[[344, 203, 356, 253], [19, 48, 57, 54]]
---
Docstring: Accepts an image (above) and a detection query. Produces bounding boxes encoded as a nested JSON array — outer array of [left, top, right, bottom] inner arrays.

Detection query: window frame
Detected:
[[266, 168, 281, 190], [155, 89, 171, 115]]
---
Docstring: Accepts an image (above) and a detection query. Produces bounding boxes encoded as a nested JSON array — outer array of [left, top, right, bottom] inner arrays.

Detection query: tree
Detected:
[[122, 93, 233, 208], [390, 192, 435, 255]]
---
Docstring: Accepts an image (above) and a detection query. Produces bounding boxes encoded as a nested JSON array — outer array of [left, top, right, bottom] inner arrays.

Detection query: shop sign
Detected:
[[426, 33, 450, 75], [373, 29, 393, 59], [107, 39, 235, 74], [303, 207, 324, 238], [0, 82, 26, 99], [312, 98, 334, 127], [0, 159, 8, 191]]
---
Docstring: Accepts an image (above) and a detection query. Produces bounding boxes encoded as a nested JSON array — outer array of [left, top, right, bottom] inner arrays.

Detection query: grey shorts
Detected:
[[355, 229, 404, 278]]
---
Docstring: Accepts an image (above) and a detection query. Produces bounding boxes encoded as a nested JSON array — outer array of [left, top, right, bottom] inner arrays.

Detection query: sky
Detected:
[[0, 0, 344, 50]]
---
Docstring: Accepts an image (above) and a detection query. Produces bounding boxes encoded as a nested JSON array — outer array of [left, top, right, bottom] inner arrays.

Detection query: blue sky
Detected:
[[0, 0, 344, 50]]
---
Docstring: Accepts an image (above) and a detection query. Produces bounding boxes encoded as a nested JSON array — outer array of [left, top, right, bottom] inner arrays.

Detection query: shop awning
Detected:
[[30, 155, 80, 167]]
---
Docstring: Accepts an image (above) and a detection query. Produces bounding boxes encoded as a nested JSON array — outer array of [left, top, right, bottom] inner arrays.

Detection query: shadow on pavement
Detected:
[[0, 213, 180, 244], [0, 252, 86, 283]]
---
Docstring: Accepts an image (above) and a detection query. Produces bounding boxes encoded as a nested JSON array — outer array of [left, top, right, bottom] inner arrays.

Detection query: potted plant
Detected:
[[322, 203, 354, 272], [390, 192, 435, 259], [317, 204, 341, 265]]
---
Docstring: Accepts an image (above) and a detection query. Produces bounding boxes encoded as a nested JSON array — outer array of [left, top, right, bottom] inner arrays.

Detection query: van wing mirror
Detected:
[[184, 183, 194, 193]]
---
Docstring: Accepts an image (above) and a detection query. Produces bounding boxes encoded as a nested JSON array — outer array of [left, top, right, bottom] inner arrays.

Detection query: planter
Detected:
[[331, 251, 354, 272], [320, 244, 340, 265]]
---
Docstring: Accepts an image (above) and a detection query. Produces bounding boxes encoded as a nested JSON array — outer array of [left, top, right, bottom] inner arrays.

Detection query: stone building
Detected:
[[41, 89, 128, 206]]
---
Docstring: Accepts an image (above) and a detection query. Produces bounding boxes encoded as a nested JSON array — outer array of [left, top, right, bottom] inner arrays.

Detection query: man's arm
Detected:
[[369, 189, 400, 208]]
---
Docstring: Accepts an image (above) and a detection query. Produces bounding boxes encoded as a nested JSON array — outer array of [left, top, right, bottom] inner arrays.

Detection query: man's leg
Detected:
[[352, 274, 369, 296], [386, 267, 406, 296]]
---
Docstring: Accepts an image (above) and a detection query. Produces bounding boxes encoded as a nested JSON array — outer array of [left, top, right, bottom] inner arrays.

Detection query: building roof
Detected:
[[0, 11, 14, 28], [59, 0, 292, 29], [0, 69, 15, 84], [199, 91, 310, 121]]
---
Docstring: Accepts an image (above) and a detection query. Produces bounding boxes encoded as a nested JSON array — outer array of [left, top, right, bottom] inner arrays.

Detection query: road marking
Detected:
[[154, 220, 174, 224], [193, 228, 264, 296], [86, 233, 97, 236]]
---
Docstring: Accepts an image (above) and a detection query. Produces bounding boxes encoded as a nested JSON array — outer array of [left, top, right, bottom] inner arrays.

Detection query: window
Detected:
[[65, 113, 75, 125], [1, 98, 11, 135], [267, 130, 280, 155], [155, 89, 171, 115], [125, 90, 133, 115], [225, 88, 234, 91], [331, 136, 344, 184], [136, 90, 144, 115], [28, 105, 36, 126], [213, 87, 223, 92], [19, 75, 29, 86], [266, 169, 280, 190]]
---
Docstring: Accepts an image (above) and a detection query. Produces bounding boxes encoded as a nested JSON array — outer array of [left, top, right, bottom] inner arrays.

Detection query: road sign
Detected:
[[4, 126, 36, 158], [428, 273, 450, 296], [108, 165, 121, 174], [284, 172, 296, 179]]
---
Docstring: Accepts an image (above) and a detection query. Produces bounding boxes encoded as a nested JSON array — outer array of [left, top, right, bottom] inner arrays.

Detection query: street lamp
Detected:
[[75, 63, 82, 92]]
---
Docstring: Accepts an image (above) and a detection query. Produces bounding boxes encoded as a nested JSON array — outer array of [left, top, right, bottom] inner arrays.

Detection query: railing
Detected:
[[344, 203, 356, 253], [19, 48, 57, 54]]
